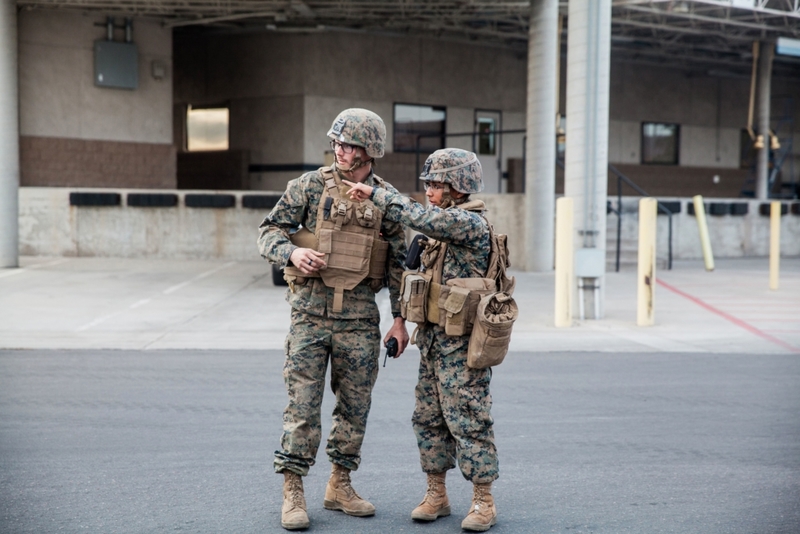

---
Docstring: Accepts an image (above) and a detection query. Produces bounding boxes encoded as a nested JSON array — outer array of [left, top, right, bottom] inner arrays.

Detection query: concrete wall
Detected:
[[19, 188, 800, 264], [16, 12, 800, 194], [18, 10, 174, 188], [173, 30, 528, 191], [609, 197, 800, 260]]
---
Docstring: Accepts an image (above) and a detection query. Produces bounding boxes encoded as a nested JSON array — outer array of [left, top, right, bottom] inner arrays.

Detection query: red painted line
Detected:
[[657, 279, 800, 354]]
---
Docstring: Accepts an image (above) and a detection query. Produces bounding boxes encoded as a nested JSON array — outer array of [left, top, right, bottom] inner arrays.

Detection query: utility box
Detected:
[[94, 40, 138, 90]]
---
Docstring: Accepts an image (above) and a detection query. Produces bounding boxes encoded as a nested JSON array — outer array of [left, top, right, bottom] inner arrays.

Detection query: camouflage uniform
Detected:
[[258, 110, 407, 477], [369, 164, 499, 484]]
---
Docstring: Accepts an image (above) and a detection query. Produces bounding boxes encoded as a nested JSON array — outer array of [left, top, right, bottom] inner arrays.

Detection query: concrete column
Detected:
[[564, 0, 611, 317], [755, 40, 774, 200], [0, 1, 19, 268], [524, 0, 559, 271]]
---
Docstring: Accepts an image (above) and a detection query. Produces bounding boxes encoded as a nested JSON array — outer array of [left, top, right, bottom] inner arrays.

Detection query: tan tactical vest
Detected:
[[284, 167, 389, 312], [399, 199, 514, 336]]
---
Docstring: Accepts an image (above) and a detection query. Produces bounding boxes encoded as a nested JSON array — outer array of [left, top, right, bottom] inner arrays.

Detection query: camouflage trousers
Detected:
[[274, 309, 381, 476], [412, 325, 498, 484]]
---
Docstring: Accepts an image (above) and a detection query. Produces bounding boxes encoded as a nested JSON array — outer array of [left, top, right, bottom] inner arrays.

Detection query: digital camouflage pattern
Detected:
[[257, 167, 406, 319], [258, 164, 407, 476], [419, 148, 484, 194], [327, 108, 387, 159], [275, 309, 381, 475], [370, 186, 498, 484]]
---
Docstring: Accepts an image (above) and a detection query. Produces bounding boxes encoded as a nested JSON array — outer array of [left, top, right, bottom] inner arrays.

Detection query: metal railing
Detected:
[[608, 164, 673, 271]]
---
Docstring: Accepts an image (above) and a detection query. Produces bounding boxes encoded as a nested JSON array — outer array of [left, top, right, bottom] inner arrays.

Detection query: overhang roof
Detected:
[[16, 0, 800, 78]]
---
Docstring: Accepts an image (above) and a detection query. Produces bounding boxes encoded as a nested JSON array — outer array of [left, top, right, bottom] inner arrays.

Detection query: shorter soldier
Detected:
[[345, 148, 499, 532]]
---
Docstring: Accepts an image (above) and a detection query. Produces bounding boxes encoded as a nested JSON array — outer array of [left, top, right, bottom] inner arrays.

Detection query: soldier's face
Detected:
[[425, 182, 464, 206], [425, 182, 446, 206], [334, 142, 367, 169]]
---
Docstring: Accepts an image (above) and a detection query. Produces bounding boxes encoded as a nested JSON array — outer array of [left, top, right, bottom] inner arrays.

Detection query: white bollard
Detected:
[[692, 195, 715, 272], [637, 198, 657, 326], [554, 197, 574, 327], [769, 201, 781, 291]]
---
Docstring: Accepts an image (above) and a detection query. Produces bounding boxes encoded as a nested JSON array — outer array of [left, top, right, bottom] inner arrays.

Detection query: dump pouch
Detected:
[[467, 292, 519, 369], [400, 270, 430, 324]]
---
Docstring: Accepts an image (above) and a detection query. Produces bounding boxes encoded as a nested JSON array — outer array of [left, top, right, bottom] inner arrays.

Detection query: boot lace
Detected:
[[423, 477, 441, 502], [338, 469, 360, 500], [287, 475, 304, 507], [471, 485, 488, 513]]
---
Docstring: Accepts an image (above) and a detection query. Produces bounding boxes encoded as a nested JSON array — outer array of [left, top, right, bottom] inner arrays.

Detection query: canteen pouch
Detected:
[[438, 278, 496, 335], [467, 292, 518, 369], [443, 286, 471, 336], [400, 271, 430, 323]]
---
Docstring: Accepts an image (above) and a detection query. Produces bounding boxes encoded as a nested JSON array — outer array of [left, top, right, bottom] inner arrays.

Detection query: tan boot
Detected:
[[461, 482, 497, 532], [411, 472, 451, 521], [323, 463, 376, 517], [281, 471, 310, 530]]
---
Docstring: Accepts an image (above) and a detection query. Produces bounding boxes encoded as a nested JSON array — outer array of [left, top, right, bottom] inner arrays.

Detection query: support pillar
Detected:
[[524, 0, 559, 271], [755, 41, 774, 200], [564, 0, 612, 317], [0, 1, 19, 268]]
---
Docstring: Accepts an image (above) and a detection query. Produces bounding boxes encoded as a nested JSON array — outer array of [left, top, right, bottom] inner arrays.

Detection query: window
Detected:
[[477, 117, 496, 155], [393, 104, 446, 153], [641, 122, 679, 165], [186, 106, 229, 151]]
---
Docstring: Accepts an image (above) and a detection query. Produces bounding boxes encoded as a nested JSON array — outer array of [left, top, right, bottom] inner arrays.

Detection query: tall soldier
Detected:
[[345, 148, 500, 532], [258, 109, 409, 531]]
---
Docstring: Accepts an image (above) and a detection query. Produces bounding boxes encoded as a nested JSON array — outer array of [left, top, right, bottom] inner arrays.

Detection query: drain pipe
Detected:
[[0, 1, 19, 268], [755, 41, 775, 200]]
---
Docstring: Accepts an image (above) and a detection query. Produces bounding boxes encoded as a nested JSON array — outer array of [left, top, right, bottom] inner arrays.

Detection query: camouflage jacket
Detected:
[[258, 167, 407, 320], [371, 189, 490, 282], [370, 188, 491, 353]]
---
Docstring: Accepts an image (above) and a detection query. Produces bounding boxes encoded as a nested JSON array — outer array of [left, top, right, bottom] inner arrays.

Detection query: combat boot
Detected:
[[323, 463, 376, 516], [461, 482, 497, 532], [281, 471, 310, 530], [411, 471, 450, 521]]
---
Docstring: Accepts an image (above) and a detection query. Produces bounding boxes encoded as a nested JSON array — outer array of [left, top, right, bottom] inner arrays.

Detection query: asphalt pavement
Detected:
[[1, 256, 799, 533]]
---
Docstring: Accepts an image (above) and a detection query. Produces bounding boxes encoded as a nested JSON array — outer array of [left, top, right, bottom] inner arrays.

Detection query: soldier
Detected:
[[344, 148, 500, 532], [257, 108, 410, 531]]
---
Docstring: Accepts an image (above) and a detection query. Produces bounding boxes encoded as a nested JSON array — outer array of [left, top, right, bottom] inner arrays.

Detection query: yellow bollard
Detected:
[[692, 195, 715, 271], [637, 198, 657, 326], [770, 201, 781, 290], [554, 197, 574, 327]]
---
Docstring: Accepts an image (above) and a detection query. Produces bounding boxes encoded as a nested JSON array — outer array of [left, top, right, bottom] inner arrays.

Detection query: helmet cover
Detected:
[[419, 148, 484, 194], [327, 108, 386, 159]]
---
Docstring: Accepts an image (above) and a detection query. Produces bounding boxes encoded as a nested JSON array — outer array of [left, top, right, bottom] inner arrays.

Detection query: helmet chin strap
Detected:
[[439, 184, 456, 209], [335, 154, 372, 175]]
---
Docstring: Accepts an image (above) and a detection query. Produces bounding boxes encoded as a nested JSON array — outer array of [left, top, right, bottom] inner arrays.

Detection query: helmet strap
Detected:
[[335, 154, 373, 174]]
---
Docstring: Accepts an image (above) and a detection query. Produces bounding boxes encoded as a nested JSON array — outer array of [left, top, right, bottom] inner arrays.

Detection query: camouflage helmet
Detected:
[[419, 148, 483, 194], [327, 108, 386, 159]]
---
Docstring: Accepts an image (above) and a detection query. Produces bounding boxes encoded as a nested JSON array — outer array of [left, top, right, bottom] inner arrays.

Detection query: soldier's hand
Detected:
[[385, 318, 409, 357], [342, 179, 372, 202], [290, 247, 326, 275]]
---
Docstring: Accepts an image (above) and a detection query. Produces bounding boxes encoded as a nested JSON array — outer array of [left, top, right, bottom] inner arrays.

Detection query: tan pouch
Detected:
[[439, 278, 496, 335], [368, 239, 389, 280], [467, 292, 518, 369], [400, 271, 429, 324], [443, 286, 471, 336]]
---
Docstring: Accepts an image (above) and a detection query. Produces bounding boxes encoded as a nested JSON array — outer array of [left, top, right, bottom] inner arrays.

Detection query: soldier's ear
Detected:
[[450, 189, 465, 199]]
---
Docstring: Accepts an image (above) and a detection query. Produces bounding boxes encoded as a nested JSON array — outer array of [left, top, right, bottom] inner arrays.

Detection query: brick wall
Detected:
[[20, 136, 177, 189]]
